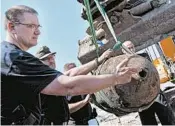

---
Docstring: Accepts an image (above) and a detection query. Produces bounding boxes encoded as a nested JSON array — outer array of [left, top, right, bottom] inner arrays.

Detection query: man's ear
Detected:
[[7, 22, 16, 34]]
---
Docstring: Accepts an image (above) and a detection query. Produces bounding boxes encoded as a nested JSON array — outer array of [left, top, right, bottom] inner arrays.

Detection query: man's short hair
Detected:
[[4, 5, 38, 30], [64, 63, 76, 71]]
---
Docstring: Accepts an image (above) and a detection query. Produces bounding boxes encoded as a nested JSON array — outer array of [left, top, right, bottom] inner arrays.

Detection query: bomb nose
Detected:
[[139, 69, 147, 78]]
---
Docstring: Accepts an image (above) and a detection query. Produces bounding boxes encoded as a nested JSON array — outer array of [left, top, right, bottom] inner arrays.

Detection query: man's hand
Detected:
[[115, 57, 141, 84], [98, 49, 114, 63], [68, 94, 91, 114], [83, 94, 91, 104]]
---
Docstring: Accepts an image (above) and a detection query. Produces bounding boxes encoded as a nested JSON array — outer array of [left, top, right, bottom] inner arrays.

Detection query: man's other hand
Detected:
[[98, 49, 114, 63]]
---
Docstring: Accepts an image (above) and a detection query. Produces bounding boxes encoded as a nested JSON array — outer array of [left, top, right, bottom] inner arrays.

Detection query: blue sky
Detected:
[[1, 0, 88, 71]]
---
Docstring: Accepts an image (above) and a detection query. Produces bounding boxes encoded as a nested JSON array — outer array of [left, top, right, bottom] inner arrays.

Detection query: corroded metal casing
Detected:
[[92, 55, 160, 116]]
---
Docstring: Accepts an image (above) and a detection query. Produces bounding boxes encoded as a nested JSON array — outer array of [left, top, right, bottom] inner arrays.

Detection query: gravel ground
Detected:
[[91, 104, 142, 126]]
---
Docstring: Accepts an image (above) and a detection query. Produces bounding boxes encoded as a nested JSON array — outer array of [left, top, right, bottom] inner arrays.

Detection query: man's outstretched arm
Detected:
[[41, 58, 141, 96], [64, 49, 113, 76]]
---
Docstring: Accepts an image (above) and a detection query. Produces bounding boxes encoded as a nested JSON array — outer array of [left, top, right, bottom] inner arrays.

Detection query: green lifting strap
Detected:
[[93, 0, 134, 54], [94, 0, 119, 44], [84, 0, 134, 56], [84, 0, 100, 57]]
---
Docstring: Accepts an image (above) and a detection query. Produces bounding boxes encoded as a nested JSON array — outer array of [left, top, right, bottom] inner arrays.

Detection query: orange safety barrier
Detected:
[[153, 58, 169, 83], [160, 36, 175, 62]]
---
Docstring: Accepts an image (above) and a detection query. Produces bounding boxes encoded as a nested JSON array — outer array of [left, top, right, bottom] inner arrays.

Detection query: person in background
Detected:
[[35, 46, 68, 124], [35, 46, 99, 125], [64, 63, 98, 125]]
